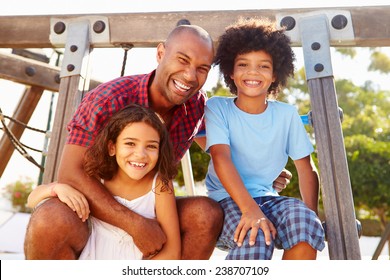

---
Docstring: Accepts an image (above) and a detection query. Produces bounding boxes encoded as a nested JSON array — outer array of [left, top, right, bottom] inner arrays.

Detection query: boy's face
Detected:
[[230, 50, 276, 98]]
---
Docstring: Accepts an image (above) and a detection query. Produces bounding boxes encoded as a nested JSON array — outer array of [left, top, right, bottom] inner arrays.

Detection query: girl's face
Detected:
[[108, 122, 160, 181], [230, 50, 276, 98]]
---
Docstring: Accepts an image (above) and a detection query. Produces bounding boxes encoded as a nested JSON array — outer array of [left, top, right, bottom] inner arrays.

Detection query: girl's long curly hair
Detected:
[[214, 17, 295, 97], [84, 104, 177, 192]]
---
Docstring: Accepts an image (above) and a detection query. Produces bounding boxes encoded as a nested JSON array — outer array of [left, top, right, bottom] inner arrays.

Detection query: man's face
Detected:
[[154, 31, 214, 106]]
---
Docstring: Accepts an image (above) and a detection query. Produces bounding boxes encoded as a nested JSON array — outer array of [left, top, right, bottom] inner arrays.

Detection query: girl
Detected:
[[27, 104, 180, 260]]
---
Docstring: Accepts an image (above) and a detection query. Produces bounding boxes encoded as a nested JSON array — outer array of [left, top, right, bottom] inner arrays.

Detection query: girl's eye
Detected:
[[125, 142, 135, 146], [147, 145, 159, 150]]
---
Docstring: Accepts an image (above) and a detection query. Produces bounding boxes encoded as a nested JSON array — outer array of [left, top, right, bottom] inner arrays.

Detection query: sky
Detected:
[[1, 0, 390, 200]]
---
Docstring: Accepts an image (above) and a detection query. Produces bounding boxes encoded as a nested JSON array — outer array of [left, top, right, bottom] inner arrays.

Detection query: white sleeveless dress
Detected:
[[79, 173, 158, 260]]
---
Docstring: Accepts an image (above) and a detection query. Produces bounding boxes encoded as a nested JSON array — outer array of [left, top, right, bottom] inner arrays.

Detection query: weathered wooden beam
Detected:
[[0, 52, 60, 91], [0, 6, 389, 48], [0, 52, 101, 91], [0, 86, 44, 176]]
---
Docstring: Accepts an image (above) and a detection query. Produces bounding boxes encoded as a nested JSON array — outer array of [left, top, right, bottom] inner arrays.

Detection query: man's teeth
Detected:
[[174, 80, 190, 91], [130, 162, 146, 167]]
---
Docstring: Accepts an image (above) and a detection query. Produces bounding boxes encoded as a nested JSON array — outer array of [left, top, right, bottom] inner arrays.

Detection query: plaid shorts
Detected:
[[217, 196, 325, 260]]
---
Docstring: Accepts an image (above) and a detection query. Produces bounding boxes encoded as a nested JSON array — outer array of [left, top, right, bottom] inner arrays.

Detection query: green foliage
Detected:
[[345, 135, 390, 225], [2, 178, 34, 213], [175, 142, 211, 187], [335, 48, 357, 59], [369, 50, 390, 74]]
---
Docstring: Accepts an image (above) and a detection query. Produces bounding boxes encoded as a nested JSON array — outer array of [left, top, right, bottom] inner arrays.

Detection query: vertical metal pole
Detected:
[[181, 150, 196, 196]]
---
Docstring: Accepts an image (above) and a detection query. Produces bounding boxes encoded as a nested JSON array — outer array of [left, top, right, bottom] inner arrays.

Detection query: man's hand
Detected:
[[132, 217, 167, 258], [273, 169, 292, 193]]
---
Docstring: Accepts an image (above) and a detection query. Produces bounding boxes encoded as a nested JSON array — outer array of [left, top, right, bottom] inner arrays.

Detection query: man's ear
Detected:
[[156, 43, 165, 63]]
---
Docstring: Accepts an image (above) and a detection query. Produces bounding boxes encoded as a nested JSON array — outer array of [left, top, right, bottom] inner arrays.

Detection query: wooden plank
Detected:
[[0, 52, 60, 92], [0, 52, 101, 91], [308, 77, 361, 259], [0, 86, 44, 176], [0, 6, 390, 48], [42, 75, 89, 183]]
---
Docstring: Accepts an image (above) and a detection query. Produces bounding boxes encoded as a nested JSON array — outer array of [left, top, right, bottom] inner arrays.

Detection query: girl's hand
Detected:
[[51, 183, 90, 222], [234, 212, 277, 247]]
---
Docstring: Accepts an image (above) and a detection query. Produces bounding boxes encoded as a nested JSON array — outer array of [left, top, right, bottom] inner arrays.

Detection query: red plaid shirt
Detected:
[[66, 71, 206, 162]]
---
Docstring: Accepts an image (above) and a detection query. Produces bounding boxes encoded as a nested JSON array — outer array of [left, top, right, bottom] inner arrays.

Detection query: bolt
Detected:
[[25, 66, 36, 76], [70, 45, 78, 52], [93, 20, 106, 34], [311, 42, 321, 51], [331, 15, 348, 30], [54, 74, 61, 84], [176, 19, 191, 26], [280, 16, 296, 31], [67, 64, 75, 72], [314, 63, 324, 72], [53, 21, 66, 34]]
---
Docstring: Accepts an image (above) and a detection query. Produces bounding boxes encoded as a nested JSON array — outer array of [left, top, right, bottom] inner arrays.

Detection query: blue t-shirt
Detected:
[[205, 96, 314, 202]]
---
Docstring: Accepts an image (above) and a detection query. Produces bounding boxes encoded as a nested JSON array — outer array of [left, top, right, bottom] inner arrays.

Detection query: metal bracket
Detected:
[[275, 11, 355, 79], [300, 14, 333, 79], [59, 20, 91, 78], [50, 16, 110, 48], [275, 10, 355, 46]]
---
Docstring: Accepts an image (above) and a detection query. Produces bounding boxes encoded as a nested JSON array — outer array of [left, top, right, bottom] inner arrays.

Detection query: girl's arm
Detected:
[[151, 179, 181, 260], [27, 183, 90, 222], [210, 144, 276, 247], [294, 155, 320, 214]]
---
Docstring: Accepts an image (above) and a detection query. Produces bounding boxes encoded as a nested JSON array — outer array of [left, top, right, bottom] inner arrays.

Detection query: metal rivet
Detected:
[[25, 66, 36, 76], [314, 63, 324, 72], [280, 16, 296, 31], [70, 45, 78, 52], [176, 19, 191, 26], [53, 21, 66, 34], [311, 42, 321, 51], [93, 20, 106, 33], [331, 15, 348, 30], [67, 64, 75, 72], [54, 74, 61, 84]]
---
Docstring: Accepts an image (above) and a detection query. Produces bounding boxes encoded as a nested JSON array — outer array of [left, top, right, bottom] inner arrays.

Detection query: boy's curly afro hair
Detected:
[[213, 17, 295, 97]]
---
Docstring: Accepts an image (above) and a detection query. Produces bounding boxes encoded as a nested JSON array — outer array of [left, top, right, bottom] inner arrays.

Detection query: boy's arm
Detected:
[[210, 144, 276, 246], [151, 180, 181, 260], [294, 155, 320, 214], [57, 144, 167, 258]]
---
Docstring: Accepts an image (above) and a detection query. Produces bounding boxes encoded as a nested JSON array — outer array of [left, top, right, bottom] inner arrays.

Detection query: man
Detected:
[[24, 24, 290, 259]]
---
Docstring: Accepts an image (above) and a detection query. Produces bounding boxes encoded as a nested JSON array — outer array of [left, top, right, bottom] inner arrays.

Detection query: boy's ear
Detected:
[[108, 141, 116, 156], [272, 73, 277, 83]]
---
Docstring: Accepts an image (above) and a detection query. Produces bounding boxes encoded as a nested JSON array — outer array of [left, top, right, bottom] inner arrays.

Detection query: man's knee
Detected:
[[24, 198, 89, 259], [177, 196, 223, 233]]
